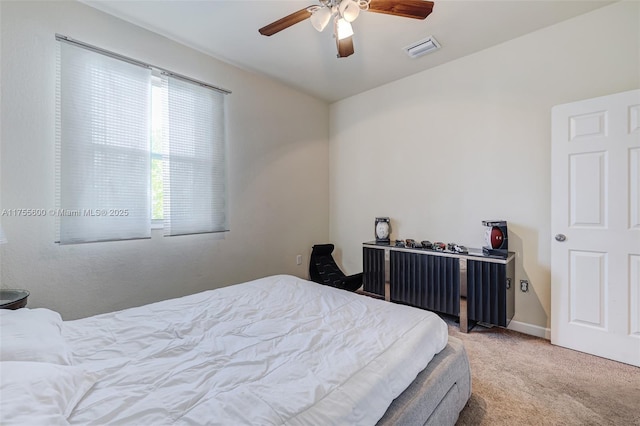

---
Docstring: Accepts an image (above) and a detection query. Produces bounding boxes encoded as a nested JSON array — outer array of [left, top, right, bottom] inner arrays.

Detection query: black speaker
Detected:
[[482, 220, 508, 257]]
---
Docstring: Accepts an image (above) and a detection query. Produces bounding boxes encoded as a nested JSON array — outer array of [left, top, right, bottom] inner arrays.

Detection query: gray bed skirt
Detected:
[[377, 336, 472, 426]]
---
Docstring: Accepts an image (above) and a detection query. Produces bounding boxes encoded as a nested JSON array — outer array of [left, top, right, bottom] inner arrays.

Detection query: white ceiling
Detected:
[[83, 0, 613, 103]]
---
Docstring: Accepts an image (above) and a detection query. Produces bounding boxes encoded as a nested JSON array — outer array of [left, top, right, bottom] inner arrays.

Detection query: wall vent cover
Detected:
[[404, 36, 441, 58]]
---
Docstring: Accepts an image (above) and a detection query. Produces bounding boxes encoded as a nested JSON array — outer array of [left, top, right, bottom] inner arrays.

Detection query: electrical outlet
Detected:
[[520, 280, 529, 292], [296, 255, 302, 266]]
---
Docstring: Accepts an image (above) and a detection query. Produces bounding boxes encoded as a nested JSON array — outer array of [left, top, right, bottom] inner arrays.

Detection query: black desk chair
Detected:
[[309, 244, 363, 292]]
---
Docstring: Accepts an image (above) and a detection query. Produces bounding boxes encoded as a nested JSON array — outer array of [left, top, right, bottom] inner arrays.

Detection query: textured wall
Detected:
[[0, 1, 330, 319], [329, 1, 639, 332]]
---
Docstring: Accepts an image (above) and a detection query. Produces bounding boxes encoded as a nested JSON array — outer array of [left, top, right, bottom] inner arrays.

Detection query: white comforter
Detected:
[[63, 275, 448, 425]]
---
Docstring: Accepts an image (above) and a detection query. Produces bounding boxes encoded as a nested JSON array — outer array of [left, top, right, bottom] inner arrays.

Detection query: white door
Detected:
[[551, 89, 640, 367]]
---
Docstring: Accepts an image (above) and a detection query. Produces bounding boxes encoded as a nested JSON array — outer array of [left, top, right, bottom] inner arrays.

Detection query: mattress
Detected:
[[57, 274, 449, 425], [0, 275, 448, 425]]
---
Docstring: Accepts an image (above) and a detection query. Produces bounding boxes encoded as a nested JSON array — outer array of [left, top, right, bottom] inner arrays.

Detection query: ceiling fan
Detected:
[[258, 0, 434, 58]]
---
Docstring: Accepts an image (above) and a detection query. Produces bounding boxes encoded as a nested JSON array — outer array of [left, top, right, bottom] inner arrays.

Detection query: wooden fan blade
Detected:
[[336, 36, 355, 58], [259, 8, 313, 36], [368, 0, 434, 20]]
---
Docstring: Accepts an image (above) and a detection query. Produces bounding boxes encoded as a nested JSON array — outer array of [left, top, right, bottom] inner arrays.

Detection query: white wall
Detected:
[[329, 1, 639, 331], [0, 1, 330, 319]]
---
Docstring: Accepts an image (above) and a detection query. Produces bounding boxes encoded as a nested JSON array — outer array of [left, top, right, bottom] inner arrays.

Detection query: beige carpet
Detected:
[[447, 320, 640, 426]]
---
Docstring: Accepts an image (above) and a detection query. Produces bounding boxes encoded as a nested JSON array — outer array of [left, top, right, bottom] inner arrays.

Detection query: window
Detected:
[[151, 76, 165, 225], [56, 35, 229, 244]]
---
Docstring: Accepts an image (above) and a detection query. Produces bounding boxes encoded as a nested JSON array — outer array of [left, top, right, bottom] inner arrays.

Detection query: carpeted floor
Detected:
[[446, 320, 640, 426]]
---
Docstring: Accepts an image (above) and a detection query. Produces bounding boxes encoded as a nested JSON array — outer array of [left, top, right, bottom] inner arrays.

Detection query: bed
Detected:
[[0, 274, 471, 425]]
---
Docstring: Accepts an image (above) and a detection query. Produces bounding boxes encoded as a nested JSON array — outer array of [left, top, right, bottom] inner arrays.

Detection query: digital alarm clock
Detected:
[[375, 217, 391, 244]]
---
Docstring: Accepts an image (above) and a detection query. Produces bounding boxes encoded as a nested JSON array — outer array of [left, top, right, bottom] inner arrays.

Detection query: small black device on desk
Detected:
[[0, 289, 29, 310]]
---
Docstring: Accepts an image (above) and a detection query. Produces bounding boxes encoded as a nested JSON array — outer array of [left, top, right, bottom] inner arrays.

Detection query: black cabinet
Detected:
[[362, 246, 385, 297], [363, 243, 515, 331], [467, 258, 515, 327], [390, 251, 460, 317]]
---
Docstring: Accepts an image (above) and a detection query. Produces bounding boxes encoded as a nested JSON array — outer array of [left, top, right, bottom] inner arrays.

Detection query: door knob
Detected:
[[555, 234, 567, 242]]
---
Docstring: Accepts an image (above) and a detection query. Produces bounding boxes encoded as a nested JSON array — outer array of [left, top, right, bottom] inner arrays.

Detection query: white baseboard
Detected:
[[507, 320, 551, 340]]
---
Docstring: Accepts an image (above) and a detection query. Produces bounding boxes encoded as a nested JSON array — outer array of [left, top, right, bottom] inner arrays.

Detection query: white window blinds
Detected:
[[55, 35, 229, 244], [56, 42, 151, 244], [162, 76, 228, 236]]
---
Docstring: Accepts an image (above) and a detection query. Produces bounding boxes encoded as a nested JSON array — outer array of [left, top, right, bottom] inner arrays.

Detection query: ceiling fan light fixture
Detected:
[[339, 0, 360, 22], [310, 6, 332, 32], [335, 17, 354, 40]]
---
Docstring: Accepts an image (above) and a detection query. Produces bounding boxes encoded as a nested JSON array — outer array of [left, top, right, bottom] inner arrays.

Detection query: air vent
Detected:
[[404, 36, 441, 58]]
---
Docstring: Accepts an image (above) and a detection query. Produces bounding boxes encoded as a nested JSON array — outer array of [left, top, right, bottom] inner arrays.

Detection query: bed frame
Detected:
[[378, 336, 471, 425]]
